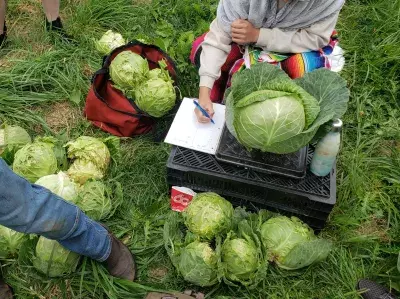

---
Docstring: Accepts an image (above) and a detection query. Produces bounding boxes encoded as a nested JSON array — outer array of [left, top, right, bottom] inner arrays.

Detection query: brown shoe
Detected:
[[0, 279, 13, 299], [105, 234, 137, 281]]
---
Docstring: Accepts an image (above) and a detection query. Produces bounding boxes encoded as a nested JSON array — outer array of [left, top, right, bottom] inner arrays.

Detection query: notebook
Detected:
[[164, 98, 226, 155]]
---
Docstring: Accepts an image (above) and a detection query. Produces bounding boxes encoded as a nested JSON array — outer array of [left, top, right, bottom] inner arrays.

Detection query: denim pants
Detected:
[[0, 159, 111, 262]]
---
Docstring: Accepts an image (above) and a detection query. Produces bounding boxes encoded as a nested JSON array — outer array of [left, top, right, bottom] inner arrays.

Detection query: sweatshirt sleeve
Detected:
[[199, 19, 232, 89], [256, 12, 340, 53]]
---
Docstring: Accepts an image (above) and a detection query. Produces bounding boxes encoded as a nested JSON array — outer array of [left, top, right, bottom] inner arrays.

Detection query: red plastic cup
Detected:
[[170, 187, 196, 212]]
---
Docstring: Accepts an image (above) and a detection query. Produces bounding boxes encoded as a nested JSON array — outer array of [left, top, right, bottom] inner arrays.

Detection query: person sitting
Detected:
[[191, 0, 345, 123]]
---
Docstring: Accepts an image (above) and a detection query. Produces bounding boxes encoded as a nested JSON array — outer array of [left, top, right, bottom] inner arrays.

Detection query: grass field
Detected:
[[0, 0, 399, 298]]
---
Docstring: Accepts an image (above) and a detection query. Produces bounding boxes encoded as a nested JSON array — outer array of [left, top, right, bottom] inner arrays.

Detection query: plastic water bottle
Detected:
[[310, 119, 342, 177]]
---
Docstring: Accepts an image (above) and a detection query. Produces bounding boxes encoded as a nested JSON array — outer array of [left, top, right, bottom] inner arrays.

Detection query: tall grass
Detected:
[[0, 0, 399, 298]]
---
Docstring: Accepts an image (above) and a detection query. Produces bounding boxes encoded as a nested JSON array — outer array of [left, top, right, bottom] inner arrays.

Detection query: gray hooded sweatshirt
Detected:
[[199, 0, 345, 89]]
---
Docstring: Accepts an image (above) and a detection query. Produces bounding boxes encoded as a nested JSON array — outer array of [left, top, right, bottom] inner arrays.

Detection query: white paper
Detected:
[[164, 98, 226, 155]]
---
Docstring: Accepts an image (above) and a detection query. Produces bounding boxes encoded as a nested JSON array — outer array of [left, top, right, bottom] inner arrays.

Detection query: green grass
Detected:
[[0, 0, 399, 298]]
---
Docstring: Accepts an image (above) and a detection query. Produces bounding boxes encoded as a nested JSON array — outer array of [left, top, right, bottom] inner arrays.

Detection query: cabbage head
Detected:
[[13, 141, 57, 183], [178, 241, 218, 287], [110, 51, 149, 90], [77, 181, 112, 221], [147, 68, 163, 80], [0, 125, 31, 164], [260, 216, 332, 270], [147, 62, 172, 82], [222, 237, 258, 282], [0, 225, 28, 258], [33, 237, 80, 277], [66, 136, 110, 171], [95, 30, 125, 55], [225, 63, 350, 154], [35, 172, 79, 203], [183, 192, 233, 240], [67, 159, 104, 185], [134, 77, 176, 118]]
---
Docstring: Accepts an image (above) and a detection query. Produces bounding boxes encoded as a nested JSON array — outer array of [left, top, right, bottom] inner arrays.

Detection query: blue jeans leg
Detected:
[[0, 158, 111, 262]]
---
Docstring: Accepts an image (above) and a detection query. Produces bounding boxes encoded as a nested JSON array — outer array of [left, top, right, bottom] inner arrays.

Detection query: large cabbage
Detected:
[[109, 51, 149, 90], [178, 241, 218, 287], [0, 225, 28, 258], [66, 136, 110, 171], [134, 77, 176, 118], [225, 63, 350, 154], [95, 30, 125, 55], [67, 159, 104, 185], [183, 192, 233, 240], [0, 125, 31, 164], [77, 181, 112, 221], [35, 172, 79, 203], [33, 237, 80, 277], [13, 141, 58, 183], [260, 216, 332, 270], [222, 237, 258, 282], [36, 136, 68, 171]]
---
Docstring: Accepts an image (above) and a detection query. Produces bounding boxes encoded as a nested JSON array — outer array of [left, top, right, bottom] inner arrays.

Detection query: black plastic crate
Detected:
[[167, 146, 336, 229], [216, 126, 308, 179]]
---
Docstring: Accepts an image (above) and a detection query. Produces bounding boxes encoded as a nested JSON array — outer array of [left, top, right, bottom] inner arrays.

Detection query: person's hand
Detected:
[[195, 87, 215, 123], [231, 19, 260, 45]]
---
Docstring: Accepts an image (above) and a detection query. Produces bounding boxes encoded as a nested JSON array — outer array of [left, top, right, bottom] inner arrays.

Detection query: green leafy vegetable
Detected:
[[66, 136, 111, 172], [183, 192, 233, 240], [0, 125, 31, 164], [67, 159, 104, 185], [13, 141, 58, 183], [109, 51, 149, 90], [33, 237, 80, 277], [0, 225, 28, 258], [222, 237, 258, 281], [220, 210, 268, 287], [260, 216, 332, 270], [147, 60, 172, 82], [148, 69, 163, 80], [36, 136, 68, 171], [226, 63, 350, 154], [134, 77, 176, 118], [95, 30, 126, 55], [35, 172, 79, 203], [179, 241, 218, 287], [77, 181, 112, 221]]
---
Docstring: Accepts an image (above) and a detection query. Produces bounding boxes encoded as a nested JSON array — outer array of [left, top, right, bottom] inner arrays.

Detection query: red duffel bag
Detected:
[[85, 40, 178, 137]]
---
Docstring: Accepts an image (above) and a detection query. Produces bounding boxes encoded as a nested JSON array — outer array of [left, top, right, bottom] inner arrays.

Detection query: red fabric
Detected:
[[85, 41, 177, 137]]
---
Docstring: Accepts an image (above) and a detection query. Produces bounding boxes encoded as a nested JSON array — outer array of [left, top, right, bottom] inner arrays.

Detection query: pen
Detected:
[[193, 100, 215, 124]]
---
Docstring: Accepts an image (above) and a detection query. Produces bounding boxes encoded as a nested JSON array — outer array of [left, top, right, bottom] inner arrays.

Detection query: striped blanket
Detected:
[[190, 32, 339, 103]]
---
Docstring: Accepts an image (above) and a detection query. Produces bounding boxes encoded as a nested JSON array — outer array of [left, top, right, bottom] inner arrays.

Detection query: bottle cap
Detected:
[[332, 119, 343, 132]]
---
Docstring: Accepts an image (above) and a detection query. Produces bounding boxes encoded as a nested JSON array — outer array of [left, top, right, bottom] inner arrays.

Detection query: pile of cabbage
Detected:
[[109, 51, 176, 118], [164, 192, 332, 288], [0, 127, 123, 277], [94, 30, 176, 118], [225, 63, 350, 154]]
